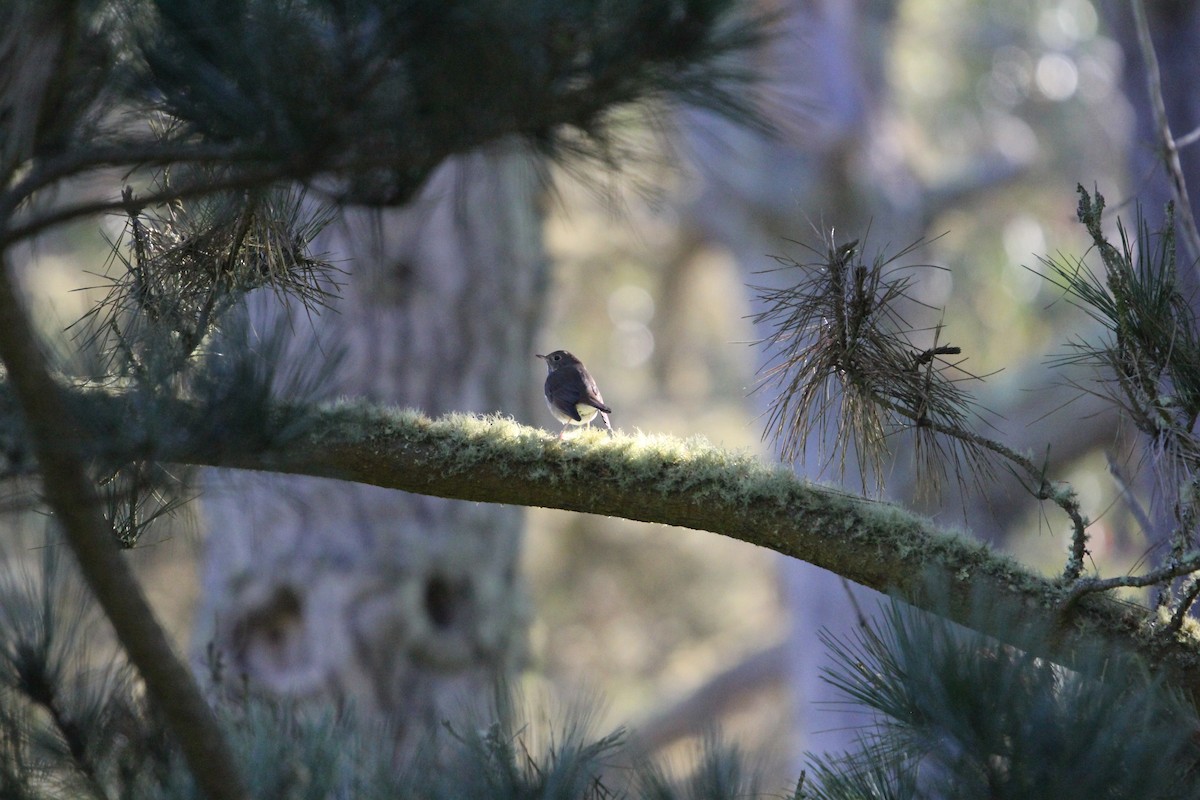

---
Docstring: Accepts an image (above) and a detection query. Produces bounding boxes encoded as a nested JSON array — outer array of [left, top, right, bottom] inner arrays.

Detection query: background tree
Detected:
[[194, 152, 543, 747]]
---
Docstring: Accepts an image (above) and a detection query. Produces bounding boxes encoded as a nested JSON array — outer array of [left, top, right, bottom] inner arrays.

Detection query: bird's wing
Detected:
[[580, 372, 612, 414], [547, 371, 585, 420]]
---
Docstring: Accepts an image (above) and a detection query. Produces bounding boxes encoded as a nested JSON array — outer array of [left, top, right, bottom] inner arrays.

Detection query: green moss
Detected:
[[292, 406, 1199, 668]]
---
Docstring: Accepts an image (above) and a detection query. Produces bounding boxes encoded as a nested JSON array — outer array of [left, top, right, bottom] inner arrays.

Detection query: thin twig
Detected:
[[1179, 126, 1200, 149], [1131, 0, 1200, 264], [912, 345, 962, 368], [1063, 552, 1200, 609], [868, 388, 1092, 559], [1167, 577, 1200, 634], [0, 140, 259, 222], [1, 166, 290, 248], [1106, 452, 1155, 539]]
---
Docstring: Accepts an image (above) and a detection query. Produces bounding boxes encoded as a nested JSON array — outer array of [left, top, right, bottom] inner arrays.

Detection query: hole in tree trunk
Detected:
[[424, 574, 460, 629]]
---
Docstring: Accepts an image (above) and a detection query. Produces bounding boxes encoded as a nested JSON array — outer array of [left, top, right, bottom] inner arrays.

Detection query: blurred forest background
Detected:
[[530, 0, 1135, 778], [5, 0, 1189, 789]]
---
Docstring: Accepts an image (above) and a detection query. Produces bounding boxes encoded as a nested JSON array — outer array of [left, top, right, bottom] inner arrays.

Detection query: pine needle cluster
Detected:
[[126, 0, 762, 204], [751, 231, 986, 498], [798, 591, 1200, 800], [1, 0, 762, 218], [752, 194, 1200, 603], [1036, 188, 1200, 614], [76, 182, 338, 378], [54, 180, 340, 547]]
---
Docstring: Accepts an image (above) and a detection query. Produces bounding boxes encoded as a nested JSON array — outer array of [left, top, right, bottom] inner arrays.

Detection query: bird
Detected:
[[535, 350, 613, 439]]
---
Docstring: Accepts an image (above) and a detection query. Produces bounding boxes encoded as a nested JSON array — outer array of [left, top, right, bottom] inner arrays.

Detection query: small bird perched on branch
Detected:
[[536, 350, 613, 438]]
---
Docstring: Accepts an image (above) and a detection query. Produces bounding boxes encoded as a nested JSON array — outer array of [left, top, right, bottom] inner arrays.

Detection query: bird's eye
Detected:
[[552, 354, 561, 361]]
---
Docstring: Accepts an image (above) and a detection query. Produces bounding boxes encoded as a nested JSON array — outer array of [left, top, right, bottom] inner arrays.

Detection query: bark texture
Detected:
[[194, 149, 545, 743]]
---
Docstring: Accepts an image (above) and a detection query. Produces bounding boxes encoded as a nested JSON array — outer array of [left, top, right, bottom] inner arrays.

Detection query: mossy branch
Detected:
[[22, 388, 1200, 707]]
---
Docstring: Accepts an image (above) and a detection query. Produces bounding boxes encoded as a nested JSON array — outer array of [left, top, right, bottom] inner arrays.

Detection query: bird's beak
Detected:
[[535, 353, 546, 360]]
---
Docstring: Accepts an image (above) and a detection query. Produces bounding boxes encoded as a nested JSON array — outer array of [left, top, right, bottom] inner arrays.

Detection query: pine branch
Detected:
[[2, 0, 765, 247], [0, 139, 258, 223], [0, 260, 249, 800], [750, 233, 1092, 577], [2, 163, 293, 248], [1063, 553, 1200, 608], [8, 387, 1200, 709]]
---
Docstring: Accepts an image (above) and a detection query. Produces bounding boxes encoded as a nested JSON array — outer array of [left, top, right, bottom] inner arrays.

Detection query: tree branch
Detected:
[[0, 266, 249, 800], [0, 139, 261, 220], [0, 164, 291, 248], [43, 393, 1200, 706]]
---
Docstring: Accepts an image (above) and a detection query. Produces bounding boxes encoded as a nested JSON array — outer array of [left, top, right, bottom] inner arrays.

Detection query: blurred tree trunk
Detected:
[[672, 0, 911, 759], [1111, 0, 1200, 262], [662, 0, 1200, 763], [193, 149, 545, 745], [668, 0, 1061, 760], [1106, 0, 1200, 570]]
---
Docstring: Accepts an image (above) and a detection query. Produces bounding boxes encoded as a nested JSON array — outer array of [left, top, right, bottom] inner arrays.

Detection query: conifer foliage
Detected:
[[798, 592, 1200, 800]]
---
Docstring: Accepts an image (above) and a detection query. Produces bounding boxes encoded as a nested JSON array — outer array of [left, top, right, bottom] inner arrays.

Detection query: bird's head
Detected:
[[535, 350, 579, 372]]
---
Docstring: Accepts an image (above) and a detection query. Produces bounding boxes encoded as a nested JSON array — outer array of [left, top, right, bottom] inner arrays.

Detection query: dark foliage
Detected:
[[751, 232, 990, 498], [799, 591, 1200, 800], [130, 0, 762, 204], [0, 540, 787, 799]]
